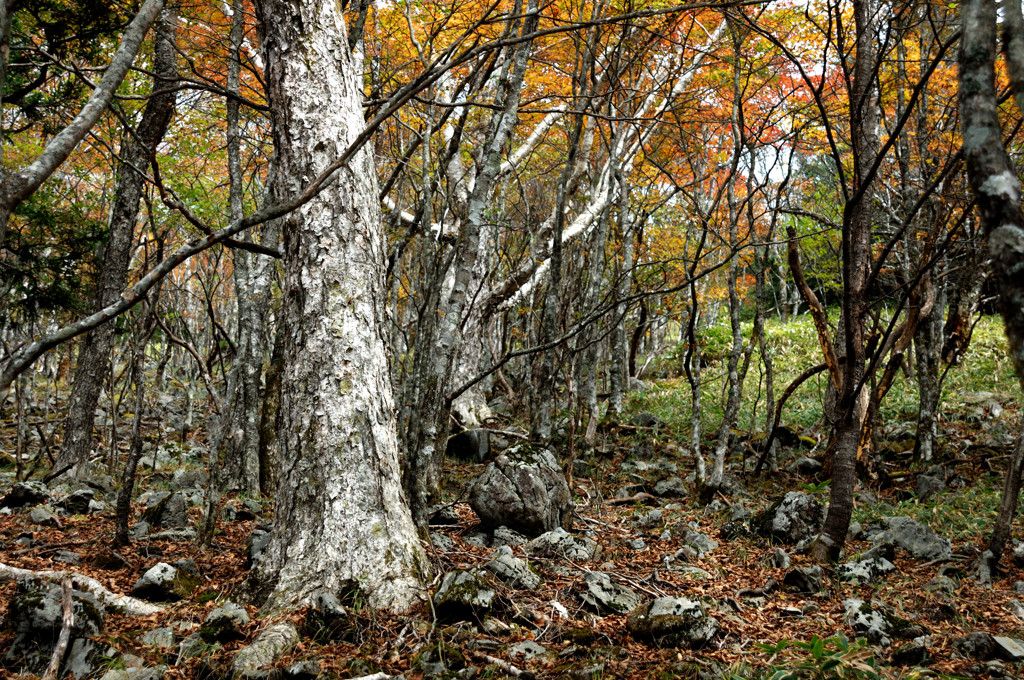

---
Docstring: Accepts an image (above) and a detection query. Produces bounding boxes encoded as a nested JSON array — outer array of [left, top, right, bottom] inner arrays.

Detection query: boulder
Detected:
[[485, 546, 541, 590], [581, 572, 641, 614], [140, 627, 176, 649], [836, 556, 897, 585], [654, 477, 687, 498], [2, 481, 49, 509], [433, 570, 495, 620], [953, 632, 997, 660], [868, 516, 952, 561], [169, 468, 208, 491], [8, 583, 105, 639], [447, 428, 490, 462], [526, 527, 599, 562], [131, 562, 200, 601], [201, 601, 251, 642], [843, 598, 896, 644], [626, 597, 719, 648], [782, 566, 823, 595], [752, 492, 824, 544], [468, 446, 572, 536], [142, 491, 188, 529]]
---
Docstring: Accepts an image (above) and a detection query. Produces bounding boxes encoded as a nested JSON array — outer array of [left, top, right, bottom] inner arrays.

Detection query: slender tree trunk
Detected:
[[247, 0, 425, 610], [55, 10, 178, 478], [608, 170, 633, 419]]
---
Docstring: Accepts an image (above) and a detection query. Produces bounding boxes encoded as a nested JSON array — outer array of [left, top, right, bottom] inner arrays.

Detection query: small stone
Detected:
[[131, 562, 200, 602], [836, 557, 897, 585], [509, 641, 550, 660], [626, 597, 719, 648], [430, 532, 455, 552], [201, 601, 250, 642], [683, 530, 717, 557], [891, 642, 931, 666], [56, 489, 94, 515], [485, 546, 541, 590], [491, 526, 529, 548], [634, 509, 663, 529], [752, 492, 825, 544], [526, 527, 599, 562], [53, 550, 82, 565], [624, 538, 645, 550], [581, 572, 641, 614], [140, 627, 175, 649], [433, 570, 495, 620], [772, 548, 790, 569], [953, 632, 997, 660], [29, 506, 58, 526]]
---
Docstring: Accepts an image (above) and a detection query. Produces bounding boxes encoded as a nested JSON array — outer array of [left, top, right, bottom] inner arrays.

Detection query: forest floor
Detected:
[[0, 316, 1023, 679]]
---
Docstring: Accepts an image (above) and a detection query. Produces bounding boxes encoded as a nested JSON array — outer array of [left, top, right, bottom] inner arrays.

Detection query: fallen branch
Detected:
[[41, 577, 73, 680], [469, 651, 535, 679], [606, 492, 658, 505], [0, 561, 163, 615]]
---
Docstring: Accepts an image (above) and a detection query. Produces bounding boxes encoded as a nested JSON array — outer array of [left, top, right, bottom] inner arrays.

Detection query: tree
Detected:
[[245, 0, 426, 610]]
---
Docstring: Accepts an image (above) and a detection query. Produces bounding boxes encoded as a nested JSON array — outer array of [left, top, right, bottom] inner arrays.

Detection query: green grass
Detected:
[[628, 314, 1019, 456]]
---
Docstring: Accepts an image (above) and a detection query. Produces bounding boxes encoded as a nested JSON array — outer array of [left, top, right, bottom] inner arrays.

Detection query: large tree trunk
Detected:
[[247, 0, 425, 611], [55, 10, 178, 478], [959, 0, 1024, 569]]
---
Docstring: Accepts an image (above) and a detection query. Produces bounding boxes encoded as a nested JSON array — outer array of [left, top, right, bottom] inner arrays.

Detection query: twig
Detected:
[[606, 492, 658, 505], [41, 577, 73, 680]]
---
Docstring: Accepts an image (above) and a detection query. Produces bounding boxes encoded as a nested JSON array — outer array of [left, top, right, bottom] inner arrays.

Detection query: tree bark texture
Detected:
[[249, 0, 425, 611], [56, 11, 178, 477]]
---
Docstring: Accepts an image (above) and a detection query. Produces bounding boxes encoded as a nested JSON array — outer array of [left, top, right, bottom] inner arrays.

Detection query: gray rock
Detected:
[[132, 562, 201, 601], [430, 532, 455, 552], [836, 557, 897, 585], [582, 572, 641, 614], [232, 622, 299, 676], [98, 666, 167, 680], [485, 546, 541, 590], [433, 570, 495, 619], [654, 477, 687, 498], [1013, 543, 1024, 567], [463, 531, 489, 548], [202, 601, 250, 641], [491, 526, 529, 548], [729, 503, 752, 522], [629, 413, 663, 428], [141, 627, 176, 649], [753, 492, 825, 544], [953, 632, 997, 660], [869, 516, 952, 561], [132, 521, 151, 539], [147, 527, 197, 542], [772, 548, 791, 569], [526, 527, 599, 562], [9, 583, 105, 638], [847, 522, 863, 541], [624, 538, 646, 550], [843, 598, 895, 644], [916, 465, 946, 501], [509, 641, 551, 660], [427, 504, 460, 525], [1009, 599, 1024, 621], [993, 636, 1024, 662], [54, 550, 81, 565], [635, 509, 663, 529], [783, 566, 823, 594], [29, 506, 58, 526], [142, 492, 188, 529], [1, 481, 49, 508], [468, 446, 572, 536], [170, 468, 208, 490], [56, 489, 94, 515], [683, 531, 717, 557], [788, 456, 823, 474], [626, 597, 719, 648], [890, 642, 931, 667]]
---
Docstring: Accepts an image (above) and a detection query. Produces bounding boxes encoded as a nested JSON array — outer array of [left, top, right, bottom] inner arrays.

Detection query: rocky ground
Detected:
[[2, 404, 1024, 679]]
